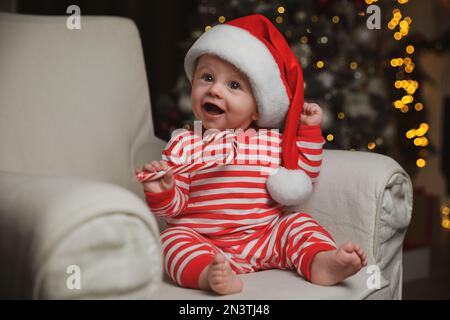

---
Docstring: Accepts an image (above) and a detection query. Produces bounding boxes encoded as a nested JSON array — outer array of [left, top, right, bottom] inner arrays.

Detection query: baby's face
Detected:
[[191, 54, 258, 131]]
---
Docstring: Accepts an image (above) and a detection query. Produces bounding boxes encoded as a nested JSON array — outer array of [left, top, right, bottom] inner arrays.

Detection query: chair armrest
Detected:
[[292, 149, 413, 298], [0, 170, 163, 299]]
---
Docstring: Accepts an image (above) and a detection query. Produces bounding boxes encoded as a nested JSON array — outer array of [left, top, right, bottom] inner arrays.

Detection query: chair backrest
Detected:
[[0, 13, 154, 194]]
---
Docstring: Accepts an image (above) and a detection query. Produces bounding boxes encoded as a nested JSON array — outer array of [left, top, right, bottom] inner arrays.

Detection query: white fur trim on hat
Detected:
[[184, 24, 290, 129], [266, 167, 313, 206]]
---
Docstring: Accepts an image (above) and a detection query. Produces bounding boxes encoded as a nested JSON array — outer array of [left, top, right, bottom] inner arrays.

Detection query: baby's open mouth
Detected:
[[202, 102, 225, 115]]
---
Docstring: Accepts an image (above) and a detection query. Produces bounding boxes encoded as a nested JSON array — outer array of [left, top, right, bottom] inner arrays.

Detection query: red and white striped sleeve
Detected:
[[144, 130, 193, 218], [296, 124, 326, 183]]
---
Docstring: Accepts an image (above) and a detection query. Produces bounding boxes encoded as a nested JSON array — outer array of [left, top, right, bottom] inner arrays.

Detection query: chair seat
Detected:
[[158, 267, 391, 300]]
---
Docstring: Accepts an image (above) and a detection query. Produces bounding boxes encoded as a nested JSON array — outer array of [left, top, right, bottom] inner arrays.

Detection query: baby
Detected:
[[137, 15, 367, 295]]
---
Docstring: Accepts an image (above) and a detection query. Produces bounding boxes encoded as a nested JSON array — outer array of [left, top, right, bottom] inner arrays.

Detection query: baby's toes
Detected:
[[354, 244, 363, 256], [211, 263, 227, 276], [342, 241, 357, 253], [211, 274, 225, 285], [354, 246, 367, 264], [361, 254, 368, 267]]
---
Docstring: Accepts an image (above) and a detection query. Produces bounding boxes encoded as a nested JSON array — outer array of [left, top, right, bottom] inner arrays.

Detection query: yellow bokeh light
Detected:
[[388, 21, 397, 30], [399, 20, 409, 30], [406, 45, 415, 54], [421, 137, 429, 147], [419, 123, 429, 133], [405, 63, 415, 73], [414, 138, 421, 146], [401, 105, 409, 113], [391, 59, 398, 67], [401, 95, 414, 104], [332, 16, 340, 23], [416, 158, 426, 168], [327, 134, 334, 141], [204, 25, 212, 32], [394, 100, 404, 109], [300, 36, 308, 44], [413, 123, 429, 137], [393, 12, 402, 20], [218, 16, 226, 23], [338, 112, 345, 120], [415, 129, 424, 137], [277, 6, 285, 14], [442, 205, 450, 216], [368, 142, 376, 150], [415, 102, 424, 111], [401, 80, 409, 88], [406, 129, 415, 139], [395, 81, 402, 89], [394, 32, 403, 40], [350, 62, 358, 70], [316, 60, 325, 68], [276, 16, 284, 24], [406, 87, 416, 95], [441, 217, 450, 229]]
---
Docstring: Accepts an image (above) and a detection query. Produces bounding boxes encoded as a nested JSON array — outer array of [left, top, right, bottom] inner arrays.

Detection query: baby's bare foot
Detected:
[[207, 253, 243, 295], [310, 241, 368, 286]]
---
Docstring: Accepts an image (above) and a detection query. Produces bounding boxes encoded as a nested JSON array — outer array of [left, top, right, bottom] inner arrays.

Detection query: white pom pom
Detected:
[[266, 167, 313, 206]]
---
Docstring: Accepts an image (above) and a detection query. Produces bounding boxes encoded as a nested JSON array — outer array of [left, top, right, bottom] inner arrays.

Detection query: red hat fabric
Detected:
[[184, 14, 312, 206]]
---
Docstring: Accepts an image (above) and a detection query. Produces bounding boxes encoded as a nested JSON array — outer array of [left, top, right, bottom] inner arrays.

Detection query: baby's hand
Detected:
[[300, 103, 323, 126], [136, 160, 174, 193]]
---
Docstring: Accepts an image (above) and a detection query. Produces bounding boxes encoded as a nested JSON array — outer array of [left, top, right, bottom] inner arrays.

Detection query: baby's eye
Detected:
[[201, 73, 213, 82], [229, 81, 241, 90]]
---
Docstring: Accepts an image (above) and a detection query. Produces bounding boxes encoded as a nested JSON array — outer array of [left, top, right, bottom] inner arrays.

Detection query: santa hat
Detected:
[[184, 14, 312, 206]]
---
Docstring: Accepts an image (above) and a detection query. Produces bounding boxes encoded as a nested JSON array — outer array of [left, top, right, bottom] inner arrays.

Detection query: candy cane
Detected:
[[136, 130, 240, 183]]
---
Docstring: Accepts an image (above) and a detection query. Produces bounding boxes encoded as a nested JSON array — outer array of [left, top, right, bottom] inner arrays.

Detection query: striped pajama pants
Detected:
[[161, 211, 337, 289]]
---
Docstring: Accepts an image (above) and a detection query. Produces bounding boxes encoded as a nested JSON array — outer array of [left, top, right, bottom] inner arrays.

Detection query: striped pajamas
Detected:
[[145, 124, 337, 289]]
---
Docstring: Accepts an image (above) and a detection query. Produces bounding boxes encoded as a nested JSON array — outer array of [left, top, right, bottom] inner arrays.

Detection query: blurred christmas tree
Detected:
[[154, 0, 436, 180]]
